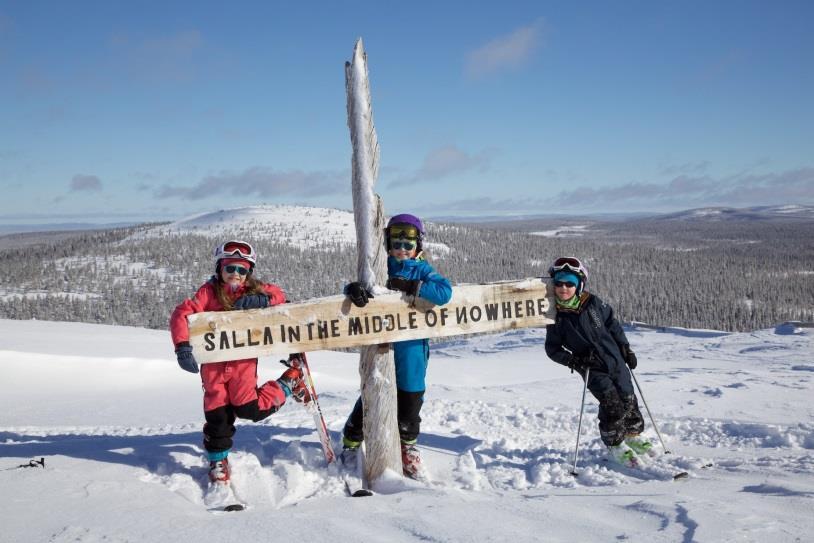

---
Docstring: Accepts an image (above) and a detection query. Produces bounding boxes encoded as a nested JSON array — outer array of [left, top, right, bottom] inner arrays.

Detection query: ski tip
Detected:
[[352, 489, 374, 497], [673, 472, 689, 480], [223, 504, 246, 512]]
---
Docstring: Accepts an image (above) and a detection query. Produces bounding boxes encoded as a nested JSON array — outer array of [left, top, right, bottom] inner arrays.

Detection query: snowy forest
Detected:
[[0, 211, 812, 332]]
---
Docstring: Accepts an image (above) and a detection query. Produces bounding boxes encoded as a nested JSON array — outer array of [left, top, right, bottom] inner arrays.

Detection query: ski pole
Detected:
[[630, 369, 670, 454], [570, 368, 590, 476]]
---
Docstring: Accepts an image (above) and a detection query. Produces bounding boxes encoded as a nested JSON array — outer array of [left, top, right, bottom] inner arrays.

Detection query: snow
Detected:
[[132, 204, 359, 248], [530, 225, 590, 237], [1, 318, 813, 542], [128, 205, 452, 256]]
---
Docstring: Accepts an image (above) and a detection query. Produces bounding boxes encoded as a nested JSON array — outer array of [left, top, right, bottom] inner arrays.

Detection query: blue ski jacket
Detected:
[[387, 255, 452, 392]]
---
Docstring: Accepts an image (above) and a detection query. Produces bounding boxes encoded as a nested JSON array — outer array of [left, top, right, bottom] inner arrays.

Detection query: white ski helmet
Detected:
[[214, 240, 257, 269], [548, 256, 589, 295]]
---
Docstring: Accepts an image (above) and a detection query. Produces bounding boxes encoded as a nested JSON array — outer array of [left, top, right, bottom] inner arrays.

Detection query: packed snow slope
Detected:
[[1, 319, 812, 542]]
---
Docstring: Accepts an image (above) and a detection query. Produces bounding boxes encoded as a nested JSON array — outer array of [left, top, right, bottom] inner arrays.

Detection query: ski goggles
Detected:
[[224, 264, 249, 276], [388, 224, 420, 240], [551, 257, 582, 270], [390, 239, 417, 251], [550, 258, 586, 276], [214, 240, 256, 263]]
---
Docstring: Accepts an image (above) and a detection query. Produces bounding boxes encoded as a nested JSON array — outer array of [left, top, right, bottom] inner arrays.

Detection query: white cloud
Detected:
[[550, 168, 814, 210], [466, 19, 544, 79], [155, 167, 348, 201]]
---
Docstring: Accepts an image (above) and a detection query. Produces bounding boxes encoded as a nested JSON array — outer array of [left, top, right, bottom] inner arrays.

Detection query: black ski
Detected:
[[345, 480, 374, 497], [204, 480, 246, 513], [339, 443, 374, 497]]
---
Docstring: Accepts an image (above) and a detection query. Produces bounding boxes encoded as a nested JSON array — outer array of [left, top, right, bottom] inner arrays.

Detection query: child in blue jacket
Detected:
[[342, 213, 452, 479]]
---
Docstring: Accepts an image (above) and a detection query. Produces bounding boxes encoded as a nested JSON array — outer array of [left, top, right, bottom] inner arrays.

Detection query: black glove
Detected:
[[387, 277, 421, 297], [175, 342, 199, 374], [621, 344, 638, 369], [568, 351, 602, 372], [233, 293, 270, 309], [345, 282, 373, 308]]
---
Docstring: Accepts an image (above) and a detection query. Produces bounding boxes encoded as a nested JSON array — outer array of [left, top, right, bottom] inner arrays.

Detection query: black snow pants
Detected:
[[343, 390, 424, 445]]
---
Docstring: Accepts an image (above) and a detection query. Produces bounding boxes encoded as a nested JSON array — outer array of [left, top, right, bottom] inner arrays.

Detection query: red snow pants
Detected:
[[200, 360, 286, 453]]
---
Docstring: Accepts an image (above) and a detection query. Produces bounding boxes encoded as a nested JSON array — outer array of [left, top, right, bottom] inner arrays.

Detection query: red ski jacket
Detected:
[[170, 277, 285, 352]]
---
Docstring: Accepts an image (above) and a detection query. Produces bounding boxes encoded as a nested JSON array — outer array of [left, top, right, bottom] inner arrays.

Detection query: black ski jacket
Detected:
[[545, 292, 630, 372]]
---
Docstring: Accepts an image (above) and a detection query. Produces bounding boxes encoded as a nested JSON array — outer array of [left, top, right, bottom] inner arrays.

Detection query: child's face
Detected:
[[553, 281, 577, 301], [221, 264, 249, 288], [389, 238, 418, 261]]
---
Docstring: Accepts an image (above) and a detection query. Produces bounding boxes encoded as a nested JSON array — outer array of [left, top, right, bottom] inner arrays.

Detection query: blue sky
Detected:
[[1, 1, 812, 224]]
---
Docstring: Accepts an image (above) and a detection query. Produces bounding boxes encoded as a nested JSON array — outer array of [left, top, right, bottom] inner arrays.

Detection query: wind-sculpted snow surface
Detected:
[[0, 319, 812, 542]]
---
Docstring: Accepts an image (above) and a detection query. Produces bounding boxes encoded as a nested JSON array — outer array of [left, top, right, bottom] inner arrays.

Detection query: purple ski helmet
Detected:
[[386, 213, 425, 251]]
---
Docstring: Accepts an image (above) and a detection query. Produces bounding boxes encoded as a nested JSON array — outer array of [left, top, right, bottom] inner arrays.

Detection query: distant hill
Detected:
[[130, 205, 358, 248], [0, 222, 138, 235], [653, 205, 814, 221], [1, 203, 811, 332]]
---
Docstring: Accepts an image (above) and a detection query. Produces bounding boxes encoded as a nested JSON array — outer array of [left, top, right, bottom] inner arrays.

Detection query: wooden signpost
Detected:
[[186, 39, 556, 490], [345, 38, 402, 484], [187, 278, 553, 364]]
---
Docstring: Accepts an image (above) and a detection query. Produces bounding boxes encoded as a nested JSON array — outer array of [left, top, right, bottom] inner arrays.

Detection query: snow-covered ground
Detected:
[[129, 204, 452, 254], [1, 318, 812, 542], [530, 224, 590, 237], [131, 204, 359, 248]]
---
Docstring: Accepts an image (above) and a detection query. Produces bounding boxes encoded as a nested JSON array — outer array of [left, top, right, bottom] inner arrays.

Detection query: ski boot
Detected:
[[625, 435, 657, 458], [340, 436, 361, 472], [608, 442, 641, 469], [401, 441, 425, 480], [208, 457, 231, 484]]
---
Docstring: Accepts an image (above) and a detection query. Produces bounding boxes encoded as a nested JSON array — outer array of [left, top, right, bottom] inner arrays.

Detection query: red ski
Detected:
[[283, 353, 336, 465]]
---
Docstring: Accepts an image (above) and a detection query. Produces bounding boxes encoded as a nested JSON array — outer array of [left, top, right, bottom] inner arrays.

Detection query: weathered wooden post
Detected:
[[345, 38, 403, 484]]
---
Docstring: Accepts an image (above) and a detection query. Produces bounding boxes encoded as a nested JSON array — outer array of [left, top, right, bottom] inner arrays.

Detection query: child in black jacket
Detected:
[[544, 256, 651, 465]]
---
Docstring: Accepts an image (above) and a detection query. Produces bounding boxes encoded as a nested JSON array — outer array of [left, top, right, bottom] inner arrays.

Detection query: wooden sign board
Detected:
[[187, 278, 554, 364]]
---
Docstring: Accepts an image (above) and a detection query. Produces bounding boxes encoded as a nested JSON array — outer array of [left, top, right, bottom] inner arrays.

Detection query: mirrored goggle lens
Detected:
[[224, 265, 249, 275], [389, 225, 419, 239], [553, 257, 581, 269], [391, 239, 417, 251], [554, 281, 577, 288]]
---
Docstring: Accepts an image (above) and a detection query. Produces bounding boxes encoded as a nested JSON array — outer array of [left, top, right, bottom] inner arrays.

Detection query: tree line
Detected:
[[0, 217, 811, 332]]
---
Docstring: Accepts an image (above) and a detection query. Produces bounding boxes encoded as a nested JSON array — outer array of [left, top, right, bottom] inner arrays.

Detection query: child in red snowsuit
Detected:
[[170, 240, 306, 484]]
